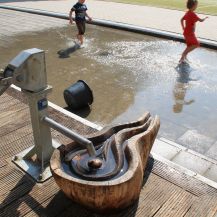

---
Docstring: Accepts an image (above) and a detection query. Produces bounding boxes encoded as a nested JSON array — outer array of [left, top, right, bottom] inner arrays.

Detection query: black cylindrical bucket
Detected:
[[63, 80, 93, 109]]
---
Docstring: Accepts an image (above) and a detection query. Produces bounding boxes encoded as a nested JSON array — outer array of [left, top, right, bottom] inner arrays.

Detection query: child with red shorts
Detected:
[[179, 0, 208, 63], [69, 0, 92, 45]]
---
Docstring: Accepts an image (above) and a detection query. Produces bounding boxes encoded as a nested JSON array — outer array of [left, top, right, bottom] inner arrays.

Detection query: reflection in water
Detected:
[[173, 62, 195, 113]]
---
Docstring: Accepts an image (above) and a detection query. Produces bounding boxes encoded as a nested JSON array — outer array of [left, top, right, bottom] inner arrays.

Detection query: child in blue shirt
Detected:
[[69, 0, 92, 45]]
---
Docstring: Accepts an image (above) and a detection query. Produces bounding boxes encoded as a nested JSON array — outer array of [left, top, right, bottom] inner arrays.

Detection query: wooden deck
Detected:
[[0, 87, 217, 217]]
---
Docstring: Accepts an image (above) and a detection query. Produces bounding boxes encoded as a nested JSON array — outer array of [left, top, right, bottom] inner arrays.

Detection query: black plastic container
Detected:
[[63, 80, 93, 110]]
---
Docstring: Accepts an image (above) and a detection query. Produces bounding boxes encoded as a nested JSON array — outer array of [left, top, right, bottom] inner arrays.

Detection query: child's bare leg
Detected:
[[77, 34, 83, 45], [185, 45, 197, 59], [76, 34, 80, 43], [179, 45, 197, 63], [80, 35, 84, 45]]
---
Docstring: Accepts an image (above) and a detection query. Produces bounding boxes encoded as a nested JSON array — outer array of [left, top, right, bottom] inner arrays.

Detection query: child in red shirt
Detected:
[[179, 0, 208, 63]]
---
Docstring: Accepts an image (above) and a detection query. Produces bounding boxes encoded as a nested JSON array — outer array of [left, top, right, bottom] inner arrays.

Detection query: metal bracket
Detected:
[[12, 139, 61, 182]]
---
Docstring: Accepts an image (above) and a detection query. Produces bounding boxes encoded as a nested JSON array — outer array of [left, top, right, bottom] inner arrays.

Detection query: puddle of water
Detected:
[[1, 24, 217, 157]]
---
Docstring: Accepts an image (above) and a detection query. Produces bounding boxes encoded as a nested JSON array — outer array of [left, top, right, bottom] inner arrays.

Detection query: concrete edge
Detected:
[[48, 101, 102, 131], [151, 152, 217, 189], [1, 5, 217, 50], [159, 137, 217, 166]]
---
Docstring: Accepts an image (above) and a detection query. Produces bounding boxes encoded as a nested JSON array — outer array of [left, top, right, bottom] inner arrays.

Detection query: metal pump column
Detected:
[[0, 48, 96, 182], [0, 48, 55, 182]]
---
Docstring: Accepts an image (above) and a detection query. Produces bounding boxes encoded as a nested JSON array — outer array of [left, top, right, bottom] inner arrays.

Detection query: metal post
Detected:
[[23, 86, 54, 162], [12, 86, 54, 182]]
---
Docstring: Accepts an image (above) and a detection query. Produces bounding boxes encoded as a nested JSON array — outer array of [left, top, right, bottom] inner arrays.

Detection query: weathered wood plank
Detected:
[[0, 168, 26, 191], [0, 159, 7, 168], [153, 190, 194, 217], [0, 93, 15, 104], [0, 131, 33, 159], [185, 195, 217, 217], [0, 180, 33, 211], [23, 192, 73, 217], [0, 105, 28, 127], [0, 107, 30, 137], [1, 179, 58, 217], [5, 88, 28, 104], [136, 176, 186, 216], [0, 124, 32, 147], [0, 97, 27, 114]]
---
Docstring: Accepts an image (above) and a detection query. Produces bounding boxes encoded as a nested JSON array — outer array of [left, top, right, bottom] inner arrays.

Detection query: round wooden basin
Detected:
[[50, 113, 160, 213]]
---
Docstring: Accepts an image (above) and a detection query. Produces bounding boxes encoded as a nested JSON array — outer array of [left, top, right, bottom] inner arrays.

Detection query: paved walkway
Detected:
[[1, 0, 217, 41], [0, 8, 66, 48]]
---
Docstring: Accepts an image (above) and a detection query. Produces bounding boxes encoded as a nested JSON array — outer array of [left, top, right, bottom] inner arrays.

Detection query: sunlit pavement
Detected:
[[1, 0, 217, 41]]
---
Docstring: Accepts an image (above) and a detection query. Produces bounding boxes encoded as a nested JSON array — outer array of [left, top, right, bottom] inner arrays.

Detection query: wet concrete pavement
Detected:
[[1, 0, 217, 41]]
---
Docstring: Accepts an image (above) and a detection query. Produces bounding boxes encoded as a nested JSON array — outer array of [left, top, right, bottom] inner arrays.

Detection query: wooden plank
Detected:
[[153, 190, 194, 217], [0, 93, 15, 104], [0, 105, 28, 127], [0, 166, 32, 210], [0, 124, 32, 147], [0, 159, 7, 168], [0, 164, 15, 177], [56, 203, 91, 217], [0, 131, 33, 159], [0, 89, 27, 106], [0, 136, 34, 160], [0, 97, 27, 113], [23, 192, 73, 217], [185, 195, 217, 217], [1, 179, 58, 217], [137, 179, 188, 216], [0, 107, 30, 137], [6, 88, 28, 104], [50, 129, 72, 145], [0, 168, 26, 191], [0, 180, 33, 210]]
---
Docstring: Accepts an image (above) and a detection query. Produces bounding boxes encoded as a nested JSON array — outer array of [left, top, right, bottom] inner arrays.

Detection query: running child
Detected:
[[69, 0, 92, 45], [179, 0, 208, 63]]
